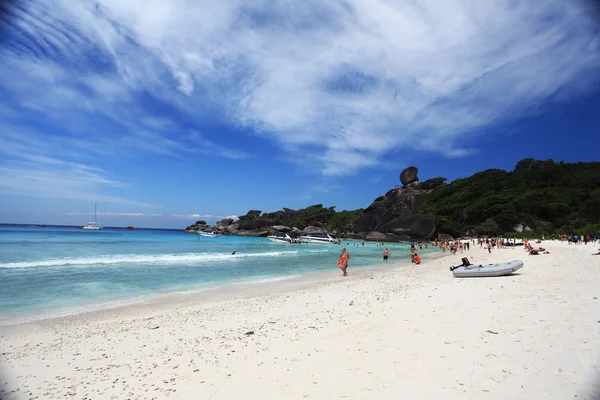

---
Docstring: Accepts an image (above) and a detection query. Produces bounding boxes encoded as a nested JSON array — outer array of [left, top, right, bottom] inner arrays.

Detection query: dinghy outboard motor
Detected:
[[450, 257, 471, 271]]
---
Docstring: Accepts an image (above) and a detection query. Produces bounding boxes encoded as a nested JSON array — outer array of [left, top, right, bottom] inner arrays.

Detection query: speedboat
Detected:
[[267, 232, 296, 243], [298, 232, 338, 244], [198, 230, 222, 238]]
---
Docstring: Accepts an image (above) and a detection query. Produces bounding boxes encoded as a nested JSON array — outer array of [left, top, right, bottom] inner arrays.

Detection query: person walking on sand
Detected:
[[383, 248, 390, 261], [337, 248, 350, 277]]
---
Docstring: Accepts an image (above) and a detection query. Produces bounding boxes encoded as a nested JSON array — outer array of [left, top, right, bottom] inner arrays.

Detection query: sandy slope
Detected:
[[1, 241, 599, 399]]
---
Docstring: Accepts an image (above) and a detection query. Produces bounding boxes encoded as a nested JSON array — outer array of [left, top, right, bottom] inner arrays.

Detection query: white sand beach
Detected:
[[1, 240, 599, 399]]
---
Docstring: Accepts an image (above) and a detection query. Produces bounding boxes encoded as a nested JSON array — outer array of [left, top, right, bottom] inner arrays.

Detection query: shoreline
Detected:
[[0, 247, 442, 328], [2, 241, 598, 399]]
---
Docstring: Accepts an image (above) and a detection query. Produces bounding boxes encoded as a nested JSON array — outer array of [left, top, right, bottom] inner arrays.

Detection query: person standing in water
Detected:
[[383, 248, 390, 261], [337, 248, 350, 277]]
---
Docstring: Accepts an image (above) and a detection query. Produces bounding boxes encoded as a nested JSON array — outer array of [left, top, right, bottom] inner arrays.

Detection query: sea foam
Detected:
[[0, 250, 300, 269]]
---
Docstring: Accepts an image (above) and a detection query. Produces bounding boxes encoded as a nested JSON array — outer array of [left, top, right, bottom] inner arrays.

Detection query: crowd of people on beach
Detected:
[[318, 232, 600, 277]]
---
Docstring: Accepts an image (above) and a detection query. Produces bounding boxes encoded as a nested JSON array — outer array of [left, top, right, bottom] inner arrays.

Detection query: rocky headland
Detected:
[[186, 166, 438, 241], [186, 159, 600, 240]]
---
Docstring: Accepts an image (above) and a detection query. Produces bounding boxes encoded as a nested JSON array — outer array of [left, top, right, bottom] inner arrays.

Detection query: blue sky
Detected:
[[1, 0, 599, 229]]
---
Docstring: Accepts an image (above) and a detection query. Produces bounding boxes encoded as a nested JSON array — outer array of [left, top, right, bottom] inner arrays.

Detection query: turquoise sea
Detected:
[[0, 224, 424, 324]]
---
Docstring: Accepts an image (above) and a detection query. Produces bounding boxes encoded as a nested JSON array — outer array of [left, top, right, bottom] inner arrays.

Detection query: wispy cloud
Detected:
[[171, 214, 239, 221], [66, 212, 163, 217], [1, 0, 599, 177], [299, 182, 341, 200], [0, 126, 155, 206], [0, 163, 153, 207]]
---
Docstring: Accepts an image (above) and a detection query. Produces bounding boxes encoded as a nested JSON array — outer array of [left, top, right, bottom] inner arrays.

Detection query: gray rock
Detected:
[[365, 231, 386, 241], [381, 214, 437, 239], [272, 225, 292, 232], [236, 229, 270, 237], [226, 223, 240, 233], [237, 218, 272, 230], [438, 233, 454, 241], [307, 213, 331, 223], [513, 224, 524, 233], [246, 210, 262, 218], [400, 166, 419, 187], [214, 218, 234, 230], [349, 168, 437, 240], [302, 226, 327, 234]]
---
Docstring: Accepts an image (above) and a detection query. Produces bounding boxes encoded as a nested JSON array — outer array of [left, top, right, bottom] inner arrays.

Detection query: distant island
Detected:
[[186, 159, 600, 241]]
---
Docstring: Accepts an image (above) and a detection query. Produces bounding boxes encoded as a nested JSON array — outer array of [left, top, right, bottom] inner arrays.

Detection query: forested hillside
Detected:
[[417, 158, 600, 237]]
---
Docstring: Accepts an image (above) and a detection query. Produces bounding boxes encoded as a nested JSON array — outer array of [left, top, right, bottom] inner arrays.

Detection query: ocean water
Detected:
[[0, 224, 425, 324]]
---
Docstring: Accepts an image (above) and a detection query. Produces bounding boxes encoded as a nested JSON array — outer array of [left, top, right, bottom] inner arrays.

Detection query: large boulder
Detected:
[[400, 166, 419, 187], [365, 231, 386, 241], [302, 226, 327, 234], [214, 218, 234, 230], [185, 221, 209, 232], [237, 218, 272, 230], [353, 188, 427, 233], [438, 233, 454, 241], [380, 214, 437, 239], [349, 166, 437, 240], [226, 223, 240, 233], [364, 231, 406, 242], [272, 225, 292, 232], [262, 210, 284, 220], [246, 210, 262, 218]]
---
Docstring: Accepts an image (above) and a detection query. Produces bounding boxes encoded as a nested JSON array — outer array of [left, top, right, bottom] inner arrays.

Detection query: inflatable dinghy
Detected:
[[452, 260, 523, 278]]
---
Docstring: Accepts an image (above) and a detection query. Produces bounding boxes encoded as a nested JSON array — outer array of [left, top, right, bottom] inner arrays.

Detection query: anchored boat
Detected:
[[83, 203, 103, 230], [198, 230, 222, 238], [298, 233, 338, 244], [267, 232, 296, 243]]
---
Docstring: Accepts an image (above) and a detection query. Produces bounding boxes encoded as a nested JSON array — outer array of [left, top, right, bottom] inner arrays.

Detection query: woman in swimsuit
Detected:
[[337, 248, 350, 277]]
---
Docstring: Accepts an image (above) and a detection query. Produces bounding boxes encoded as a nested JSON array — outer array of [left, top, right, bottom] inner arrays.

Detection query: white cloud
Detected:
[[171, 214, 239, 221], [1, 0, 599, 176]]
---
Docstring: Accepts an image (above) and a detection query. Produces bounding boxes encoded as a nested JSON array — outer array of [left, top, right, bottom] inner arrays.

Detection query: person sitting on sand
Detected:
[[337, 248, 350, 277], [593, 249, 600, 255], [412, 252, 421, 265]]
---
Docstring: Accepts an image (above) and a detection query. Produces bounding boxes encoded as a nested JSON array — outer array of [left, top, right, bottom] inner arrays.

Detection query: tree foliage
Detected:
[[328, 208, 364, 233], [419, 177, 447, 191], [418, 159, 600, 236]]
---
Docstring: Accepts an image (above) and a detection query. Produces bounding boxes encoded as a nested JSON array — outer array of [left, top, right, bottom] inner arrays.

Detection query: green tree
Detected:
[[419, 177, 447, 190]]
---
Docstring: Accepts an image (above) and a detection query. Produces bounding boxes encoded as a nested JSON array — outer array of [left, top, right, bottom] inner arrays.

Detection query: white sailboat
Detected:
[[83, 203, 103, 230]]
